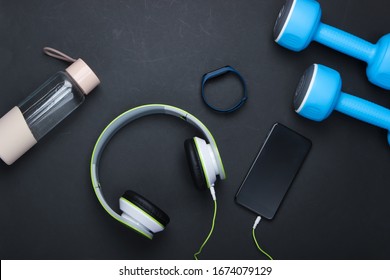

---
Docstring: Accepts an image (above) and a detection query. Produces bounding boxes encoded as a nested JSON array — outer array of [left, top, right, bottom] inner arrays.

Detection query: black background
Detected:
[[0, 0, 389, 260]]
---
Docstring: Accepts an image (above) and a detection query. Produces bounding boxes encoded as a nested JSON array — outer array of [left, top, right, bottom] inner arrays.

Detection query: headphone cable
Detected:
[[252, 216, 273, 260], [194, 187, 217, 260]]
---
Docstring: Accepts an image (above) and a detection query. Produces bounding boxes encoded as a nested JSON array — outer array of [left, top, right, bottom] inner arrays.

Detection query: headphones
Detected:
[[90, 104, 226, 239]]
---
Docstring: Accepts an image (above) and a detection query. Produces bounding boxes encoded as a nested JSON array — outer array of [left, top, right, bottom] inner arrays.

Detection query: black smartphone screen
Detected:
[[235, 123, 311, 219]]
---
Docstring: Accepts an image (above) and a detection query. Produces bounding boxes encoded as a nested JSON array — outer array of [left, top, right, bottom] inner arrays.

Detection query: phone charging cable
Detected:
[[253, 216, 273, 260], [194, 187, 217, 260]]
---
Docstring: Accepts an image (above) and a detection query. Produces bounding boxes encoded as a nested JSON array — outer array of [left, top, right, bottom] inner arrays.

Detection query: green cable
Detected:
[[194, 199, 217, 260], [252, 223, 273, 260]]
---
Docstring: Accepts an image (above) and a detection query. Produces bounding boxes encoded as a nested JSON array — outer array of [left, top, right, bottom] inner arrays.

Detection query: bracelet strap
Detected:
[[201, 65, 248, 113]]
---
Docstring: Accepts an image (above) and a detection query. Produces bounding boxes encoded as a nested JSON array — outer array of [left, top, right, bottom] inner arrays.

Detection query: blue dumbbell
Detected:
[[274, 0, 390, 90], [294, 64, 390, 144]]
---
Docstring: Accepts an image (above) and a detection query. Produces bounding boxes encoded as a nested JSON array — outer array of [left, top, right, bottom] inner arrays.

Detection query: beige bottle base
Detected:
[[0, 106, 37, 165]]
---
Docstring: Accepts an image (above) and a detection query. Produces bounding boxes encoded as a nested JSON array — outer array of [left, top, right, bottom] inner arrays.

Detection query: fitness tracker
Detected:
[[201, 66, 248, 113]]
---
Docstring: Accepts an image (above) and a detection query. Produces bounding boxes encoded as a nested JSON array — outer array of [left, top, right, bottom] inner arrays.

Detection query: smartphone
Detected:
[[235, 123, 311, 219]]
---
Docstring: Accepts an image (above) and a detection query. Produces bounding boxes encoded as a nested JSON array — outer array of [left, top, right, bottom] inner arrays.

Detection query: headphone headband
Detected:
[[90, 104, 225, 238]]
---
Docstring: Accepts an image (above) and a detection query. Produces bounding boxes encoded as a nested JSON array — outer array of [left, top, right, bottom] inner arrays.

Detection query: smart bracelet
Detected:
[[201, 66, 248, 113]]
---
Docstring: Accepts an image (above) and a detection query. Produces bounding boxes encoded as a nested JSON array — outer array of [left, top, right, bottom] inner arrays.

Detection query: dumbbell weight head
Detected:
[[295, 64, 390, 145], [294, 64, 342, 121], [367, 34, 390, 90], [275, 0, 390, 90], [274, 0, 321, 51]]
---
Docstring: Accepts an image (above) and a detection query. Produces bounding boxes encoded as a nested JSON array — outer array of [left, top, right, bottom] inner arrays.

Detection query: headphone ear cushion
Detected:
[[184, 138, 208, 190], [122, 190, 170, 227]]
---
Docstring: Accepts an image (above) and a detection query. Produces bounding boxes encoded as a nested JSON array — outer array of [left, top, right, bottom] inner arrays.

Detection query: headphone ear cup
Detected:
[[120, 190, 170, 233], [184, 138, 208, 190]]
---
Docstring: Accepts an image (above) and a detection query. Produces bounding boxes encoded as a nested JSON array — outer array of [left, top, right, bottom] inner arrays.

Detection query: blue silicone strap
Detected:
[[201, 65, 248, 113], [314, 23, 376, 63], [336, 92, 390, 130]]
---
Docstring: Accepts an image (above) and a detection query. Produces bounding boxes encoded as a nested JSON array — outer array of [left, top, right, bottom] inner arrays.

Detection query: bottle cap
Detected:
[[66, 59, 100, 95], [0, 107, 37, 165]]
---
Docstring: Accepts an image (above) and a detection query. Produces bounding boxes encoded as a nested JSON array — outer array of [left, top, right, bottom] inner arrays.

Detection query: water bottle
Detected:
[[0, 48, 100, 165]]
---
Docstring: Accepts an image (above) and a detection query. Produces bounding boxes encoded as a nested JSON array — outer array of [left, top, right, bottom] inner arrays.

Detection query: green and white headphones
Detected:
[[90, 104, 226, 240]]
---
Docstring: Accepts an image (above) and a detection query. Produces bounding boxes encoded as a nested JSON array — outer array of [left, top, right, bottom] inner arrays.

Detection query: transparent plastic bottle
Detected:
[[0, 53, 100, 165], [19, 71, 85, 140]]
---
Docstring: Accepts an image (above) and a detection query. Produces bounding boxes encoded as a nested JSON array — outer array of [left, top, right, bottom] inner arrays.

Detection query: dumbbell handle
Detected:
[[314, 23, 376, 63], [336, 92, 390, 130]]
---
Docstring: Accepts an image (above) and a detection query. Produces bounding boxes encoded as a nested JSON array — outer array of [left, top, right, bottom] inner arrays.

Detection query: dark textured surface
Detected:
[[0, 0, 389, 260]]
